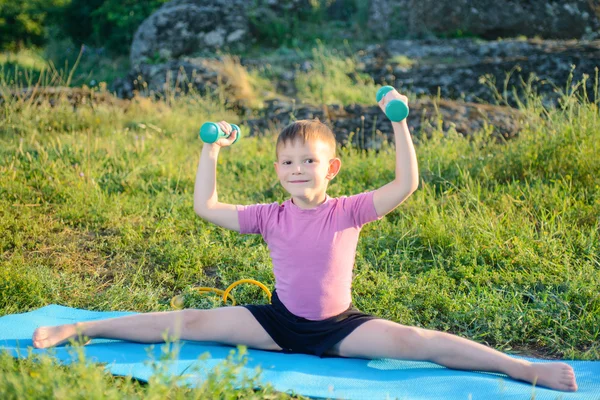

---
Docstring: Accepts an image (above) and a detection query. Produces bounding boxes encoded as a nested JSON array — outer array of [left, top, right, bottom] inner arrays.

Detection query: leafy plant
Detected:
[[59, 0, 169, 54], [0, 0, 68, 50]]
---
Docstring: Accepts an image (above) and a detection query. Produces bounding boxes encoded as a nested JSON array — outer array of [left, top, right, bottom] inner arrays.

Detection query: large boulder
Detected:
[[130, 0, 307, 66], [369, 0, 600, 40], [130, 0, 248, 66]]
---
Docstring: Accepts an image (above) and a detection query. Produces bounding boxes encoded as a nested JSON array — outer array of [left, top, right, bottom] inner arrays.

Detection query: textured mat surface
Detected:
[[2, 305, 599, 399]]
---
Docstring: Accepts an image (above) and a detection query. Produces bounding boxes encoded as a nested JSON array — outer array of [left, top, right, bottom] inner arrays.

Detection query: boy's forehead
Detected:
[[278, 139, 333, 156]]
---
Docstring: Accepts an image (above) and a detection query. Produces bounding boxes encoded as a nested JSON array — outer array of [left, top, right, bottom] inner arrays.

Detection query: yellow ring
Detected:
[[170, 279, 271, 309], [194, 287, 236, 305], [222, 279, 272, 303], [170, 295, 185, 309]]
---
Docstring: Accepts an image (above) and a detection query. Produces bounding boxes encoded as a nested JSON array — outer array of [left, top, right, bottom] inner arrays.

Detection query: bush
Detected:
[[0, 0, 66, 50], [247, 0, 368, 48], [60, 0, 169, 55]]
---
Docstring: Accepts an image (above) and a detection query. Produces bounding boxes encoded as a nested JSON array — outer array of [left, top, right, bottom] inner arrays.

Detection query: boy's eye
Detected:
[[282, 161, 291, 165], [304, 159, 314, 164]]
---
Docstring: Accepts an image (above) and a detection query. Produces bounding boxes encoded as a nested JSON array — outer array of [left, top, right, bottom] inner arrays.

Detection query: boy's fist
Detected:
[[378, 89, 408, 113], [376, 86, 409, 122], [212, 121, 238, 147]]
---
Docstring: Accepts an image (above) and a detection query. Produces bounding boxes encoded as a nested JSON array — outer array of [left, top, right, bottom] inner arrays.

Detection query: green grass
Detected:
[[0, 49, 599, 397], [1, 44, 129, 89], [0, 345, 290, 399], [294, 43, 378, 105]]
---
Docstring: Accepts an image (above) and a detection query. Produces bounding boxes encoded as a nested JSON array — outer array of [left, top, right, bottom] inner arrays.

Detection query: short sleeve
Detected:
[[339, 190, 383, 227], [237, 202, 279, 235]]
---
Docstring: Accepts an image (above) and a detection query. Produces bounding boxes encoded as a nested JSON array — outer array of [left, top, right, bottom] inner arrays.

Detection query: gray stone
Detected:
[[365, 38, 600, 106], [130, 0, 250, 66], [369, 0, 599, 40], [130, 0, 310, 66]]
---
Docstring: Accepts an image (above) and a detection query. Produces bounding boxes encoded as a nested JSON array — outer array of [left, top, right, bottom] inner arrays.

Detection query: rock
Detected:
[[369, 0, 600, 40], [114, 58, 221, 99], [368, 0, 406, 40], [114, 37, 597, 134], [130, 0, 310, 66], [363, 38, 600, 106], [244, 98, 524, 150], [130, 0, 249, 66]]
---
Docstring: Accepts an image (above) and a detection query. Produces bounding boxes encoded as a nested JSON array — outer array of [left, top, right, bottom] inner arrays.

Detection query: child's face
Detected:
[[274, 138, 340, 200]]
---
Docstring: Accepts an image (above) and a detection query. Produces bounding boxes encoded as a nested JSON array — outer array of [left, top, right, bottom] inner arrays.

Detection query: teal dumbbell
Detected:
[[376, 86, 409, 122], [199, 122, 241, 144]]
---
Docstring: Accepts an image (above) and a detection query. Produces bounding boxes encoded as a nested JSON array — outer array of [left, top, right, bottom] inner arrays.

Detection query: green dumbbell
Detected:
[[199, 122, 241, 144], [376, 86, 409, 122]]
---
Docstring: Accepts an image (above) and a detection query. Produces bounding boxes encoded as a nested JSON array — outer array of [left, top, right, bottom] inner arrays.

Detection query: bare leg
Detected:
[[32, 307, 282, 351], [327, 319, 577, 392]]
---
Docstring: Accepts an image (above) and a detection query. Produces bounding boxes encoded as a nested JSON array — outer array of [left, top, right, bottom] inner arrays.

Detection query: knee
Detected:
[[396, 326, 437, 357], [403, 326, 434, 342]]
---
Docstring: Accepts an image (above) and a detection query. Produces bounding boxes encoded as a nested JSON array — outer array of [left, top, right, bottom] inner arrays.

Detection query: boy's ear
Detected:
[[326, 158, 342, 180]]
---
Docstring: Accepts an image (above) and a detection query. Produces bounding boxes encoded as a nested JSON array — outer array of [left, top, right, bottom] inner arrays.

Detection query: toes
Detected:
[[558, 376, 578, 392], [559, 377, 572, 386], [565, 383, 578, 392], [33, 335, 47, 348]]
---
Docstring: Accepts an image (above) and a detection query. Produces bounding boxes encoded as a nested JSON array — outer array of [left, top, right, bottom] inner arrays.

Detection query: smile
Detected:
[[289, 180, 309, 183]]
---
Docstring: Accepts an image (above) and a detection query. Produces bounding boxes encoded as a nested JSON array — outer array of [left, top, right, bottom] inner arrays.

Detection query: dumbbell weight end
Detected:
[[376, 85, 409, 122], [199, 122, 241, 144]]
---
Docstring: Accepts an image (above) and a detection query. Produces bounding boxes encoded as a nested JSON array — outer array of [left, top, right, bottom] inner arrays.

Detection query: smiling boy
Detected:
[[32, 89, 577, 392]]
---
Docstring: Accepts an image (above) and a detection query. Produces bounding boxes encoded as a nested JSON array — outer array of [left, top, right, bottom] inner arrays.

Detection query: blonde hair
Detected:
[[276, 119, 337, 159]]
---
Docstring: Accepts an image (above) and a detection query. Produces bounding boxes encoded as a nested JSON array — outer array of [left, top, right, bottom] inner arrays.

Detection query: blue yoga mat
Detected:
[[1, 305, 599, 399]]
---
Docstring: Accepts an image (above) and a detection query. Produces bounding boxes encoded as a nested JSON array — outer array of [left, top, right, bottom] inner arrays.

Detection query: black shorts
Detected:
[[243, 290, 378, 357]]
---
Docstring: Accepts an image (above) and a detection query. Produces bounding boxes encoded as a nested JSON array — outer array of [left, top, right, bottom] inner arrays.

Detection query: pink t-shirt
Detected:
[[237, 191, 382, 320]]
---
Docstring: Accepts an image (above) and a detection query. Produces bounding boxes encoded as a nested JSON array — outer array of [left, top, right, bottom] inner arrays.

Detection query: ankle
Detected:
[[74, 322, 90, 338], [508, 359, 534, 381]]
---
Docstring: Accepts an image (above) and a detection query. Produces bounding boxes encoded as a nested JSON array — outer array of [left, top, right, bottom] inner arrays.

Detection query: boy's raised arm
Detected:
[[373, 91, 419, 217], [194, 125, 241, 232]]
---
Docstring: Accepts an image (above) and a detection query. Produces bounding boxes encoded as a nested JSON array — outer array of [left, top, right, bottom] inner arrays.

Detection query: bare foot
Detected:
[[516, 362, 578, 392], [32, 324, 89, 349]]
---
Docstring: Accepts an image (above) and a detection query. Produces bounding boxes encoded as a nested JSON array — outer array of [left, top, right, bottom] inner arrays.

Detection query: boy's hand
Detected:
[[212, 120, 238, 147], [377, 89, 409, 117]]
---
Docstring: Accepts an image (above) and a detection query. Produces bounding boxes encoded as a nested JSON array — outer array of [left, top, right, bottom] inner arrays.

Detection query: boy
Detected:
[[33, 89, 577, 392]]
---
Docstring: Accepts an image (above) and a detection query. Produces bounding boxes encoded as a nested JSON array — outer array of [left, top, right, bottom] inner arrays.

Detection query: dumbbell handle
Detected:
[[376, 86, 409, 122], [199, 122, 241, 144]]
